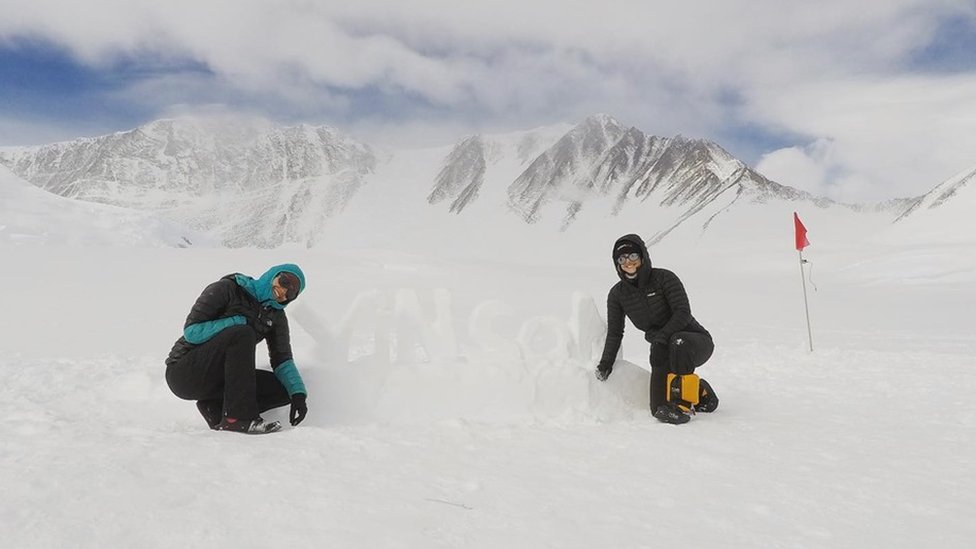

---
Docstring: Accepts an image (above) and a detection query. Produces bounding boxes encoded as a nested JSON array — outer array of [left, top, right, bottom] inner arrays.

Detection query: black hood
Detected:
[[612, 233, 653, 285]]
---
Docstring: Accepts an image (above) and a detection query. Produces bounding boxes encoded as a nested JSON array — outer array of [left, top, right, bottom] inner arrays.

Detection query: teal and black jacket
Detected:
[[165, 264, 308, 396]]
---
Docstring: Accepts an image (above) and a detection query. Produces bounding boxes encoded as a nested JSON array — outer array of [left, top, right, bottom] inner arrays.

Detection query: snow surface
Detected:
[[0, 166, 209, 248], [1, 167, 975, 547]]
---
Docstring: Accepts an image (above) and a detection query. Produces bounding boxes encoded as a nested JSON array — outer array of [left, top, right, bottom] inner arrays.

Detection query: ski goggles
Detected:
[[276, 272, 301, 300], [616, 252, 641, 265]]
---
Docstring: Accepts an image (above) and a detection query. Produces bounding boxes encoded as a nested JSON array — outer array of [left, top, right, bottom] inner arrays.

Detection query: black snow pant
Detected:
[[648, 330, 714, 411], [165, 325, 291, 420]]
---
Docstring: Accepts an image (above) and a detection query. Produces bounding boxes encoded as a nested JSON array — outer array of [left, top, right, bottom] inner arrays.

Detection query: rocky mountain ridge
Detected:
[[0, 117, 376, 247], [427, 115, 841, 238], [2, 114, 964, 248]]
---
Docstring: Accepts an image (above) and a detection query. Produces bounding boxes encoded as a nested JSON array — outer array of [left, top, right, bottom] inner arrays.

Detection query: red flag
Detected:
[[794, 212, 810, 251]]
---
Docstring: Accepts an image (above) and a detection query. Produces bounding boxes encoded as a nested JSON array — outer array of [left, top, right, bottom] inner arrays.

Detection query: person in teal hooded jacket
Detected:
[[165, 264, 308, 434]]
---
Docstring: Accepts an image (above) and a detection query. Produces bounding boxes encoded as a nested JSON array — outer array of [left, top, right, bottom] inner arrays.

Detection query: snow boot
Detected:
[[696, 379, 719, 413], [196, 400, 222, 430], [216, 416, 282, 434], [653, 402, 691, 425]]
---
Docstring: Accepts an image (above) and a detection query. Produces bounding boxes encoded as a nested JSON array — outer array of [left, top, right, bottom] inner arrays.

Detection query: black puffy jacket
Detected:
[[598, 234, 708, 369], [165, 274, 294, 368]]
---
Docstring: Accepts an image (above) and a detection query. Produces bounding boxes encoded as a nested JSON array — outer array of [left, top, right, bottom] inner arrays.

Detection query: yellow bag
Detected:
[[667, 373, 700, 412]]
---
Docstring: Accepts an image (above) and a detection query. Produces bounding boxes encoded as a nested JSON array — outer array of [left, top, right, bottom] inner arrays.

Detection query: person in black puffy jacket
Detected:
[[595, 234, 718, 424], [165, 263, 309, 434]]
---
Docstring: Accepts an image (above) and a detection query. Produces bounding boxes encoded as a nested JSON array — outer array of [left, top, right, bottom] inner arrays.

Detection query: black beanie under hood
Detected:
[[612, 234, 652, 285]]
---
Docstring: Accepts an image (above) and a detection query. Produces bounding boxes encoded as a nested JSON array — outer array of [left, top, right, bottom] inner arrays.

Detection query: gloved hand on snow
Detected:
[[595, 363, 612, 381], [289, 393, 307, 426]]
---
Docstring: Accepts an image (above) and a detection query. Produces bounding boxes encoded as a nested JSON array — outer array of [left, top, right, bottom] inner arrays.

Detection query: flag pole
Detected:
[[793, 212, 813, 352], [797, 250, 813, 352]]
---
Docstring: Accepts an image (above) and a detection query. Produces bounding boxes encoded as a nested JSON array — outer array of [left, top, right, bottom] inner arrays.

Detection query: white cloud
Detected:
[[756, 140, 884, 204], [1, 0, 975, 200], [756, 143, 833, 197], [748, 73, 976, 201]]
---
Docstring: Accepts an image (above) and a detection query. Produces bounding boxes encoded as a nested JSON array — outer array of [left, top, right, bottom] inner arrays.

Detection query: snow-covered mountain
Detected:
[[894, 163, 975, 222], [419, 115, 880, 249], [873, 162, 976, 250], [0, 117, 377, 247], [507, 115, 828, 226], [426, 124, 571, 214], [427, 136, 489, 214], [0, 165, 205, 247], [425, 115, 845, 240], [2, 113, 968, 250]]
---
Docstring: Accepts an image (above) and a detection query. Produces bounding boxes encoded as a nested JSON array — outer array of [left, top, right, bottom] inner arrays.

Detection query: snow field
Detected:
[[1, 241, 974, 547]]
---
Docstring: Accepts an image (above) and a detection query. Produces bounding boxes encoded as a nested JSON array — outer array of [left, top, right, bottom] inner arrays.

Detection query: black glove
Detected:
[[649, 341, 670, 370], [289, 393, 307, 426], [595, 363, 612, 381]]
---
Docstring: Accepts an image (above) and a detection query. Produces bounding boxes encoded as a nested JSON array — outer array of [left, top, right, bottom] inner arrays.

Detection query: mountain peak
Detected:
[[0, 117, 377, 247], [573, 114, 625, 145], [502, 115, 803, 227], [580, 113, 622, 128]]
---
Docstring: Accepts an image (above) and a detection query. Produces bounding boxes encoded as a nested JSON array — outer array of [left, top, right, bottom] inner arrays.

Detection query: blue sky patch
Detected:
[[907, 15, 976, 73], [0, 39, 209, 132]]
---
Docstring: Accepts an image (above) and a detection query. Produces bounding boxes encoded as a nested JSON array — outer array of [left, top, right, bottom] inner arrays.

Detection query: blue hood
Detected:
[[234, 263, 306, 310]]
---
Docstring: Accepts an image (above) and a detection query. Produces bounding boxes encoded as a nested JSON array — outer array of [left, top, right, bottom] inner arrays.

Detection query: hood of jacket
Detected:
[[612, 234, 653, 286], [234, 263, 307, 310]]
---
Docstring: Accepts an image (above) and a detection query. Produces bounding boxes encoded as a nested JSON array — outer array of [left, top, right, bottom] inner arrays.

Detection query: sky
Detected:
[[1, 1, 976, 202]]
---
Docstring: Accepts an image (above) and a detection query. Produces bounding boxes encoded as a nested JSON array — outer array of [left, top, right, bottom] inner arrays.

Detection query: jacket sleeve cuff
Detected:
[[273, 359, 307, 397]]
